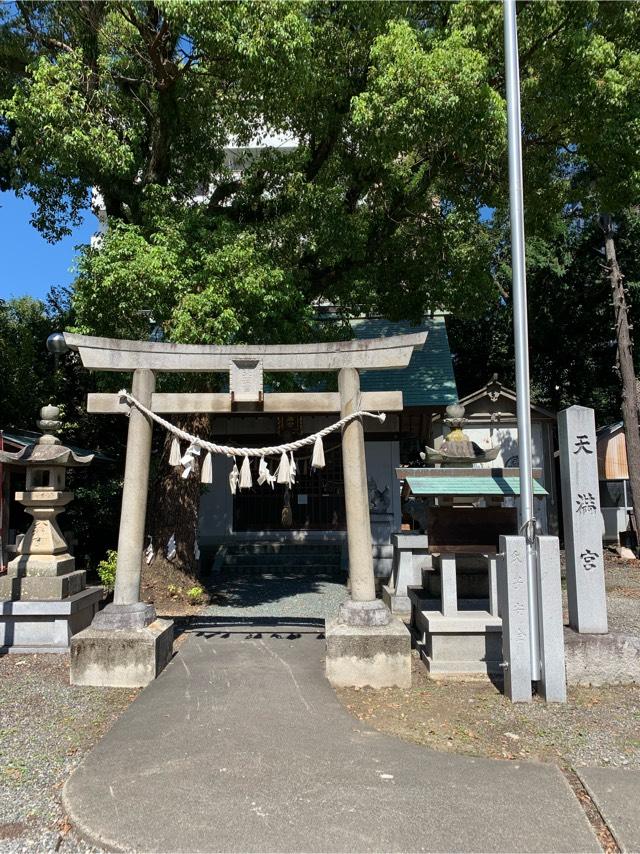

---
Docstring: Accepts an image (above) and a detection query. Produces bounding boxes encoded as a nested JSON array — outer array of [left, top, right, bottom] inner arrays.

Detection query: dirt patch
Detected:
[[336, 654, 640, 770], [140, 556, 209, 617]]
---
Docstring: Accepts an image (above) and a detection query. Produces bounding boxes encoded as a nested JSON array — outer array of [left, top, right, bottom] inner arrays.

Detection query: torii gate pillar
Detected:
[[324, 368, 411, 689]]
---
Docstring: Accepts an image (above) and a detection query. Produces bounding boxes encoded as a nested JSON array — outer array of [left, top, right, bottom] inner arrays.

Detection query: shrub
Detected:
[[186, 585, 205, 606], [96, 549, 117, 593]]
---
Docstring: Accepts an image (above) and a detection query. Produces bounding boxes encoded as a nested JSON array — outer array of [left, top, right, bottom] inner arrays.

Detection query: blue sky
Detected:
[[0, 191, 96, 303]]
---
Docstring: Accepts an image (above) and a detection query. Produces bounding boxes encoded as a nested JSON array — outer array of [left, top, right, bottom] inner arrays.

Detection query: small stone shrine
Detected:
[[0, 404, 102, 652]]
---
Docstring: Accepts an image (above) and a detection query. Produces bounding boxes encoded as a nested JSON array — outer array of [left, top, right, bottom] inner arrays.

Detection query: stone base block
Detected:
[[11, 570, 87, 601], [0, 587, 102, 653], [415, 610, 503, 679], [8, 553, 76, 578], [565, 627, 640, 687], [70, 619, 174, 688], [325, 616, 411, 688], [381, 584, 412, 616]]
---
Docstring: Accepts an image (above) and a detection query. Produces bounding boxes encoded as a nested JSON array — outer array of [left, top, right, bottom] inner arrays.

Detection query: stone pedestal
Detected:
[[70, 601, 174, 687], [410, 590, 502, 678], [0, 588, 102, 653], [325, 616, 411, 688], [70, 618, 174, 688], [382, 533, 430, 615]]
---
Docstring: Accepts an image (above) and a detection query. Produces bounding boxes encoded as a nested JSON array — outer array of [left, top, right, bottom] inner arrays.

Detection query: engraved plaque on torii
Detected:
[[229, 358, 264, 405]]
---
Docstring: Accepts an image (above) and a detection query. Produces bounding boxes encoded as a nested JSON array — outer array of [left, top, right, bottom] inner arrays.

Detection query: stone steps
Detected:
[[214, 542, 344, 578], [221, 543, 342, 555], [221, 554, 341, 567]]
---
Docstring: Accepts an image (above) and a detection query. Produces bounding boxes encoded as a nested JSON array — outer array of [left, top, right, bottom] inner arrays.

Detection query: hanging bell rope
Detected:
[[119, 389, 386, 460]]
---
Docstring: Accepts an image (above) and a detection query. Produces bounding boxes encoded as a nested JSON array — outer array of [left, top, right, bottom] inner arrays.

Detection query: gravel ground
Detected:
[[201, 566, 349, 620], [558, 551, 640, 634], [602, 551, 640, 634], [0, 655, 136, 852]]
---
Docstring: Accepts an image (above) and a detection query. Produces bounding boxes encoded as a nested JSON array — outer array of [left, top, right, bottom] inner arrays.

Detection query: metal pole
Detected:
[[503, 0, 540, 681]]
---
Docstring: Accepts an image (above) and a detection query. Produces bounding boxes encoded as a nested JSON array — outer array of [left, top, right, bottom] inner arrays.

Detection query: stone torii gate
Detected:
[[65, 331, 426, 689]]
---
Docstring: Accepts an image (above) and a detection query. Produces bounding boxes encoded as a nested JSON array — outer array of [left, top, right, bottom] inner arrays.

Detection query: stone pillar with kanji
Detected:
[[558, 405, 608, 633]]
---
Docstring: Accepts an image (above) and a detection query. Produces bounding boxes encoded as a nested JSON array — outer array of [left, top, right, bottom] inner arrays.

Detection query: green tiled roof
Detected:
[[350, 317, 457, 408], [406, 474, 548, 496]]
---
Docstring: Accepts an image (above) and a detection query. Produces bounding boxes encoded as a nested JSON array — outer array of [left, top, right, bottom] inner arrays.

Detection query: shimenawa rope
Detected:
[[118, 389, 386, 492]]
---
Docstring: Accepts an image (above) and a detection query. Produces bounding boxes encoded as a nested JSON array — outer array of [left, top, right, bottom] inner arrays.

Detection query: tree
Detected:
[[0, 296, 59, 426], [449, 211, 640, 422], [2, 1, 640, 572], [454, 2, 640, 531], [0, 1, 508, 579], [601, 213, 640, 535]]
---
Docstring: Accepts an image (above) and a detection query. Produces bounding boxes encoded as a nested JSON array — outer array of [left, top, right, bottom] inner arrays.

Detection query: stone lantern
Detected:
[[0, 405, 102, 652]]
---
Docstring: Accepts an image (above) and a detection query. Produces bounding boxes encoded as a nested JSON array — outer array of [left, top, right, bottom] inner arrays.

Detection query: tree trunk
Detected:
[[602, 214, 640, 548], [146, 413, 210, 580]]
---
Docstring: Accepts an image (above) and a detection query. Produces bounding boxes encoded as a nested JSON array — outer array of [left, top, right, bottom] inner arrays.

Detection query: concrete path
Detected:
[[578, 768, 640, 853], [63, 617, 601, 853]]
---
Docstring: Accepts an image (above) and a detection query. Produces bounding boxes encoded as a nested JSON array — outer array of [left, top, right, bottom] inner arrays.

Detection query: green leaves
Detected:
[[2, 0, 640, 346]]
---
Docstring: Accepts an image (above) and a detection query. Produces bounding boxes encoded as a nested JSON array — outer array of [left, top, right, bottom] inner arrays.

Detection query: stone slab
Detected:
[[422, 610, 502, 633], [62, 621, 600, 852], [325, 616, 411, 688], [392, 532, 429, 549], [92, 601, 156, 630], [70, 619, 174, 687], [336, 598, 390, 627], [564, 628, 640, 686], [536, 536, 567, 702], [0, 587, 102, 653], [578, 768, 640, 853], [419, 651, 502, 679], [497, 536, 532, 702]]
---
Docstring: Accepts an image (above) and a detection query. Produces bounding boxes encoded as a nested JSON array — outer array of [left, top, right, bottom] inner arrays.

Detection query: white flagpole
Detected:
[[503, 0, 540, 682]]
